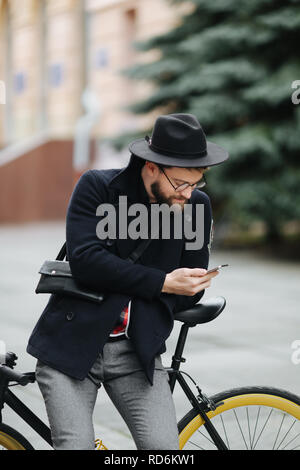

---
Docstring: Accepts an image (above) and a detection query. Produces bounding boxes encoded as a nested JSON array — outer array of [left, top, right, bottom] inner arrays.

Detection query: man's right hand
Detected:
[[161, 268, 219, 296]]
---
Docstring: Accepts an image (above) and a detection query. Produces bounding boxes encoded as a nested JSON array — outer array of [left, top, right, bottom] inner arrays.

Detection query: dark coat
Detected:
[[27, 156, 212, 384]]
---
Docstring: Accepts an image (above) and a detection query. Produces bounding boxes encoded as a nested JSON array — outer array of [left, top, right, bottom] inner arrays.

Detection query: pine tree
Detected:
[[116, 0, 300, 243]]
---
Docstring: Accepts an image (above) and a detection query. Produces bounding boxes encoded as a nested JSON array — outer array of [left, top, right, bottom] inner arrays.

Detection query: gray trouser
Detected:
[[35, 338, 179, 450]]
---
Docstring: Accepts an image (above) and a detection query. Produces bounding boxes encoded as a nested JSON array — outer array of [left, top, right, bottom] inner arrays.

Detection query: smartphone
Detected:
[[207, 264, 229, 274]]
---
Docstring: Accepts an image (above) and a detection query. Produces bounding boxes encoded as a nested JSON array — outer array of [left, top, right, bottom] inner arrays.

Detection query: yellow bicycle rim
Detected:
[[179, 393, 300, 449], [0, 431, 26, 450]]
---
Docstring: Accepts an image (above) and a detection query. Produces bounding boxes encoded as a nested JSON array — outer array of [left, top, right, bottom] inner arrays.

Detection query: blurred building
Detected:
[[0, 0, 189, 145], [0, 0, 189, 222]]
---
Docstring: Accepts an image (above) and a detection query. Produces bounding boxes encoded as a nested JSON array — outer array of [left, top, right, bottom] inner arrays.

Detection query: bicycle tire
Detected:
[[0, 423, 34, 450], [178, 386, 300, 450]]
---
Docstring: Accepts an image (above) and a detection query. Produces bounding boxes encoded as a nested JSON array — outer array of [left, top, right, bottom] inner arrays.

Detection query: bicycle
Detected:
[[1, 296, 300, 450]]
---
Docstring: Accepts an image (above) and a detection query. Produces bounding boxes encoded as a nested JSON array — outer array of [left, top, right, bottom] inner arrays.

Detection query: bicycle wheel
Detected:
[[178, 386, 300, 450], [0, 423, 34, 450]]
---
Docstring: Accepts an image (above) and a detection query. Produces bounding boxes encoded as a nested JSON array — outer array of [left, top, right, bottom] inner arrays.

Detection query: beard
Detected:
[[150, 181, 187, 210]]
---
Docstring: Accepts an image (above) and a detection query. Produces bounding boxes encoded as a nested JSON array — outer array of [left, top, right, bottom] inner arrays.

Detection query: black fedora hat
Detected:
[[129, 113, 229, 168]]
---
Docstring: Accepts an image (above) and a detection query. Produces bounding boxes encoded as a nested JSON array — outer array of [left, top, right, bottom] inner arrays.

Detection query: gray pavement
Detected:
[[0, 221, 299, 449]]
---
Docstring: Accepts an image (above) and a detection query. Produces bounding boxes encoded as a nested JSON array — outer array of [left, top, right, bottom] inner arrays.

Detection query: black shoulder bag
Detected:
[[35, 239, 152, 304]]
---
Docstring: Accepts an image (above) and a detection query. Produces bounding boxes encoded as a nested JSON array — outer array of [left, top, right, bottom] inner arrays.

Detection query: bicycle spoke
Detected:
[[253, 408, 273, 449], [272, 413, 286, 450], [281, 431, 300, 450], [276, 419, 296, 450], [196, 429, 216, 447], [233, 409, 248, 450], [251, 406, 261, 448], [220, 414, 230, 450], [188, 440, 205, 450], [246, 408, 252, 450]]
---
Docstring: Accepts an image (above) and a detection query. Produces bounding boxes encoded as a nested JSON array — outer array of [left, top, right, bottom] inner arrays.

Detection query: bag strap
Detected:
[[56, 242, 67, 261], [126, 238, 152, 263], [56, 238, 152, 264]]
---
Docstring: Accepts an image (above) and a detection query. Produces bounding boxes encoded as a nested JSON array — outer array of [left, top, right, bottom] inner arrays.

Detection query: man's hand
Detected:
[[161, 268, 219, 296]]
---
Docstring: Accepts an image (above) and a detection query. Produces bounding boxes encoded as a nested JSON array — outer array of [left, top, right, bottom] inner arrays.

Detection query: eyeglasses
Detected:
[[158, 165, 206, 192]]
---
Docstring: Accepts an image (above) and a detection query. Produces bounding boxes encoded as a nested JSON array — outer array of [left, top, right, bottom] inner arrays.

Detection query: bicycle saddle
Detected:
[[174, 296, 226, 326]]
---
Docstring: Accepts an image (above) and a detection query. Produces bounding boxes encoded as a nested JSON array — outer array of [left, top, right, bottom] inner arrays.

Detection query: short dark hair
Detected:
[[157, 164, 208, 171]]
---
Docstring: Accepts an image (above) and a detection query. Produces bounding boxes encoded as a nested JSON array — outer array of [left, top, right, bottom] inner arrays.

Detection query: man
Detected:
[[27, 113, 228, 450]]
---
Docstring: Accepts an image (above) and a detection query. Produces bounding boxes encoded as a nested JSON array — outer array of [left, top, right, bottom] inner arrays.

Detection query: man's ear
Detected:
[[145, 161, 158, 176]]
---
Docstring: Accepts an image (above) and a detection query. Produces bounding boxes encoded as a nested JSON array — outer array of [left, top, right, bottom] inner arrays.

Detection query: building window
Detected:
[[49, 63, 64, 88], [96, 47, 109, 69], [14, 72, 26, 94]]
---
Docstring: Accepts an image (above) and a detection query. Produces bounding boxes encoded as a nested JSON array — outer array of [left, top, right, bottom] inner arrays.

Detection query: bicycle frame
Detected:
[[0, 322, 228, 450], [0, 374, 53, 448], [166, 322, 228, 450]]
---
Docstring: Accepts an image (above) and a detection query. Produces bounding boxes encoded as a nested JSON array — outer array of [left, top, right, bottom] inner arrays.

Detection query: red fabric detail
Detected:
[[111, 305, 129, 335]]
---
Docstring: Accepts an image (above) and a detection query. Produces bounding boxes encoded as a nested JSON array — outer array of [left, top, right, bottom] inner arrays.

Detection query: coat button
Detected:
[[66, 312, 74, 321], [106, 239, 115, 247]]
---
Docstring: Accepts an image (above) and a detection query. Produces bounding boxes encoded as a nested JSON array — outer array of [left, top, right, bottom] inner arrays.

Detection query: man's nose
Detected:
[[179, 186, 193, 199]]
